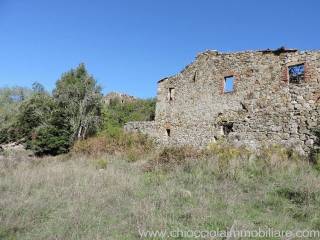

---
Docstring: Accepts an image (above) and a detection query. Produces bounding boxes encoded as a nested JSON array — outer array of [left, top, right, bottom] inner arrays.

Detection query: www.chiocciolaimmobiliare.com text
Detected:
[[138, 228, 320, 238]]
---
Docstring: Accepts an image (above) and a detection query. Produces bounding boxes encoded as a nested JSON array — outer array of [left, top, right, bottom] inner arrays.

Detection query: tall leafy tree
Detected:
[[1, 65, 103, 156], [17, 92, 55, 140], [16, 90, 73, 156], [53, 63, 103, 140]]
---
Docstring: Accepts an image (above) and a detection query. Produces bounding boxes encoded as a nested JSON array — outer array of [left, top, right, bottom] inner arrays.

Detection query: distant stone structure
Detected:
[[125, 47, 320, 154], [104, 92, 136, 105]]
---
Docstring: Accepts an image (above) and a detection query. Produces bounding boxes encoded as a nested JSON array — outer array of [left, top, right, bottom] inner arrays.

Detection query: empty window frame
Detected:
[[288, 64, 305, 84], [224, 76, 235, 93], [166, 128, 171, 137], [222, 122, 234, 136], [193, 71, 197, 82], [169, 88, 175, 101]]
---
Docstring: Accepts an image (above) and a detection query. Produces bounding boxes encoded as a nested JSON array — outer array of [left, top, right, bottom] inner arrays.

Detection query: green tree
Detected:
[[16, 91, 73, 156], [1, 65, 102, 156], [17, 92, 55, 140], [53, 63, 103, 140], [0, 87, 33, 144], [31, 108, 72, 156], [101, 98, 156, 136]]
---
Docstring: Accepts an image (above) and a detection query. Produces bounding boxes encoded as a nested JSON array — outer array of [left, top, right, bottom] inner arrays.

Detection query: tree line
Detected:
[[0, 64, 157, 156], [0, 64, 103, 155]]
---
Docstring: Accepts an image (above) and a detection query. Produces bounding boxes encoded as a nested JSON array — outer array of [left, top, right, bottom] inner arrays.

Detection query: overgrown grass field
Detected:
[[1, 141, 320, 239]]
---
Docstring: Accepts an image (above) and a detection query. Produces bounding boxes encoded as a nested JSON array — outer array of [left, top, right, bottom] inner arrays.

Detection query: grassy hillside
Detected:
[[1, 144, 320, 240], [1, 83, 319, 239]]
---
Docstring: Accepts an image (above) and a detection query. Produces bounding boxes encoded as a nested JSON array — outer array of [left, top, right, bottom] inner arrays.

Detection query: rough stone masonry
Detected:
[[125, 47, 320, 155]]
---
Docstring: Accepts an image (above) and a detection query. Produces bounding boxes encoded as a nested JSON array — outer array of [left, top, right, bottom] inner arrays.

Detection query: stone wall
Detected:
[[125, 48, 320, 154], [124, 121, 163, 143], [104, 92, 136, 105]]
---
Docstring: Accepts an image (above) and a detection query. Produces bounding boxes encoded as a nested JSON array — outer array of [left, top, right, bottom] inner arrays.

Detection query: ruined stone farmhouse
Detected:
[[125, 47, 320, 154], [104, 92, 136, 105]]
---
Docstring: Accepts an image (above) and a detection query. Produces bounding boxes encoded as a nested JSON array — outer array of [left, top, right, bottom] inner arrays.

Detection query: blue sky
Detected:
[[0, 0, 319, 98]]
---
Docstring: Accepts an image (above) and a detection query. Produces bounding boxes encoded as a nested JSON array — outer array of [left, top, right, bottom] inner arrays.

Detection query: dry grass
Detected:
[[142, 146, 201, 172], [72, 132, 154, 161], [0, 155, 142, 239], [1, 143, 320, 239]]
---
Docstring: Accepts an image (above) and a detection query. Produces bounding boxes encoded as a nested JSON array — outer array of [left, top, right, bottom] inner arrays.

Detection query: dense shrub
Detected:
[[276, 187, 316, 205], [143, 146, 201, 172], [30, 125, 71, 156], [72, 131, 154, 159], [156, 146, 200, 164], [12, 92, 74, 156], [72, 136, 109, 155], [0, 87, 33, 144], [205, 141, 251, 162], [0, 124, 20, 144], [17, 92, 56, 140], [142, 142, 311, 180], [73, 94, 156, 159], [30, 110, 72, 156]]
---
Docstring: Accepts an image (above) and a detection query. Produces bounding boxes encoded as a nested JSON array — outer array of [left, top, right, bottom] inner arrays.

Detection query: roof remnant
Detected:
[[259, 46, 297, 55], [157, 77, 168, 83]]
